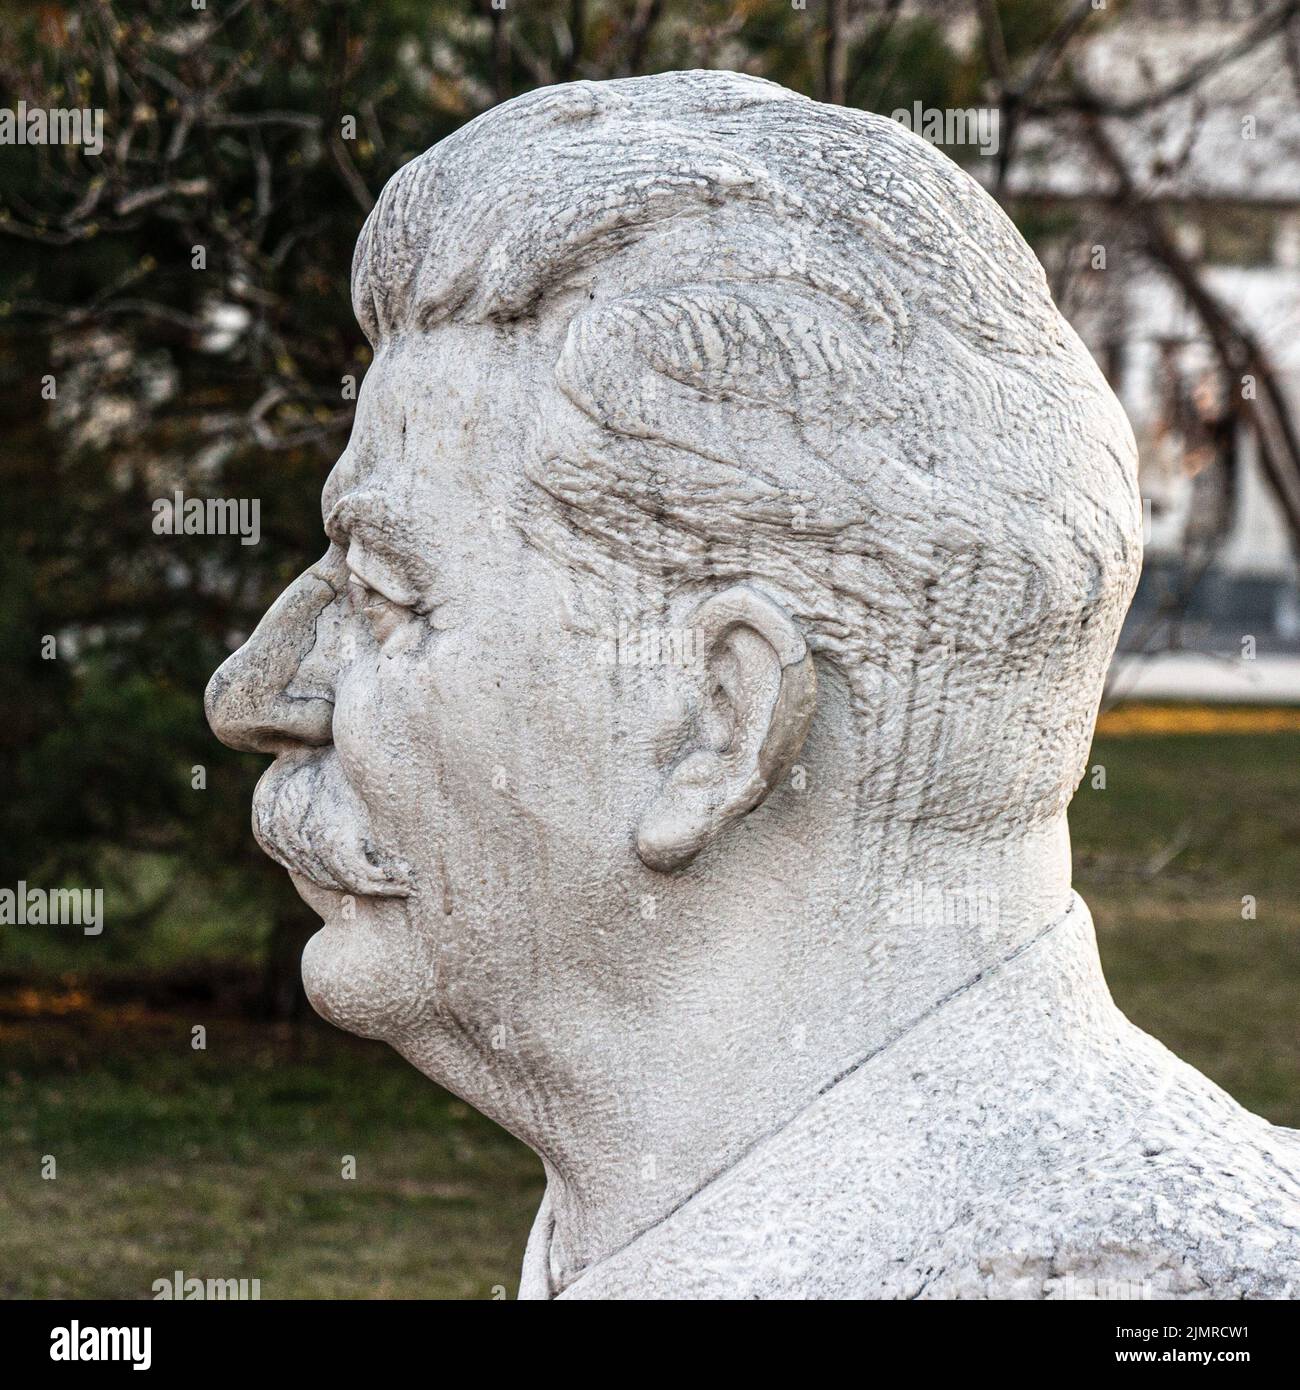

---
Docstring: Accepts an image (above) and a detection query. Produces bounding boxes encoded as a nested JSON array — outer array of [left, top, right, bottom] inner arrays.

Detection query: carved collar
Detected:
[[520, 894, 1148, 1300]]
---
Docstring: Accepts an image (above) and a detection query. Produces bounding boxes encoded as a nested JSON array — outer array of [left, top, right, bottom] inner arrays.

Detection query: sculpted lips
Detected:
[[251, 748, 413, 898]]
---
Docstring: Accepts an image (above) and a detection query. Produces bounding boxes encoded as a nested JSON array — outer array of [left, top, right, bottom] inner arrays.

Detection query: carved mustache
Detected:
[[251, 749, 413, 898]]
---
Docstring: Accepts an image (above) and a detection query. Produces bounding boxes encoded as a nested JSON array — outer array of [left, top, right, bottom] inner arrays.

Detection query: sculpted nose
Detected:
[[205, 569, 338, 754]]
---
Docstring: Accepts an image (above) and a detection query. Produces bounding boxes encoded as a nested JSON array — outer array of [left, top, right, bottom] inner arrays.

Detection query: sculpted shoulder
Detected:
[[891, 1115, 1300, 1301]]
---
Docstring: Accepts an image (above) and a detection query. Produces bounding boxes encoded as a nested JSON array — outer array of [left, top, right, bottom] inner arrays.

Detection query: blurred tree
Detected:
[[0, 0, 463, 1006]]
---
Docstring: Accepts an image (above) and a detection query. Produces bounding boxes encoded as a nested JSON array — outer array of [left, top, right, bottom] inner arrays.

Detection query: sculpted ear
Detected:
[[637, 585, 816, 873]]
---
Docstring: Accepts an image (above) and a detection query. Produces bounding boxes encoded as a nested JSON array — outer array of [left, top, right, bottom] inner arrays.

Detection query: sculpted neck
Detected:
[[529, 813, 1084, 1295]]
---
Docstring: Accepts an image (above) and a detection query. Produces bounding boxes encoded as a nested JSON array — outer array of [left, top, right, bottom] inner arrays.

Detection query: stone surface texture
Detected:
[[206, 71, 1300, 1300]]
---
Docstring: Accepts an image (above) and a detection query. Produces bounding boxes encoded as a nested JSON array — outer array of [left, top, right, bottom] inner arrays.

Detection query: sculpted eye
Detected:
[[347, 573, 411, 646]]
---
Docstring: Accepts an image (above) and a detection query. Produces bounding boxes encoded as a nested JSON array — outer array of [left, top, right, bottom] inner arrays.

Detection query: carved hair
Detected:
[[352, 71, 1142, 830]]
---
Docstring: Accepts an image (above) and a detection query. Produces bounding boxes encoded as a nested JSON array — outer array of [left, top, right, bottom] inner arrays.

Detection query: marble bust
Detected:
[[206, 71, 1300, 1299]]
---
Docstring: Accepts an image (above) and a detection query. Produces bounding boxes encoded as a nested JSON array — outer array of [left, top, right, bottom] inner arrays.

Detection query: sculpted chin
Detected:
[[207, 70, 1300, 1300]]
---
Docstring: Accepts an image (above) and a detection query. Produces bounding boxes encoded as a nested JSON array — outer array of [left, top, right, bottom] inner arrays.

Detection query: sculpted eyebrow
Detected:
[[326, 494, 438, 602]]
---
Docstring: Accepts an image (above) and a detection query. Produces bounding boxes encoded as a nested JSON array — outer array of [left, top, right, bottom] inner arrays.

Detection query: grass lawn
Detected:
[[1072, 730, 1300, 1129], [0, 1014, 543, 1299], [2, 729, 1297, 1298]]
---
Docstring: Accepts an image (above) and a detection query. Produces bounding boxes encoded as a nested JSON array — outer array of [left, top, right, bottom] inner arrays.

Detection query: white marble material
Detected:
[[207, 71, 1300, 1299]]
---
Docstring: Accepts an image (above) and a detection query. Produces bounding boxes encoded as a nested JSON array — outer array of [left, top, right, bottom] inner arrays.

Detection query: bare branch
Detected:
[[1080, 108, 1300, 544], [825, 0, 848, 106], [1029, 0, 1300, 119]]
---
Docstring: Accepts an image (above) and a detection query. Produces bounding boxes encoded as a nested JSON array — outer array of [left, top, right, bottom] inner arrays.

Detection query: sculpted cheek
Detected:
[[302, 902, 439, 1042], [333, 644, 441, 788]]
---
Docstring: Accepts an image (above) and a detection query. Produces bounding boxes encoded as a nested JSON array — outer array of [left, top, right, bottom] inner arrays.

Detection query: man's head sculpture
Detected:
[[208, 73, 1300, 1299]]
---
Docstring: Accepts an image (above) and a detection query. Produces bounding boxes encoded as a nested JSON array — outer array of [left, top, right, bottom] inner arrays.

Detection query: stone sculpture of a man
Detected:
[[206, 71, 1300, 1299]]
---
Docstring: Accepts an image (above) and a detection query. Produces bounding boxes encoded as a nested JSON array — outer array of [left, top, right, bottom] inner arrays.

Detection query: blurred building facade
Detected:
[[986, 0, 1300, 691]]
